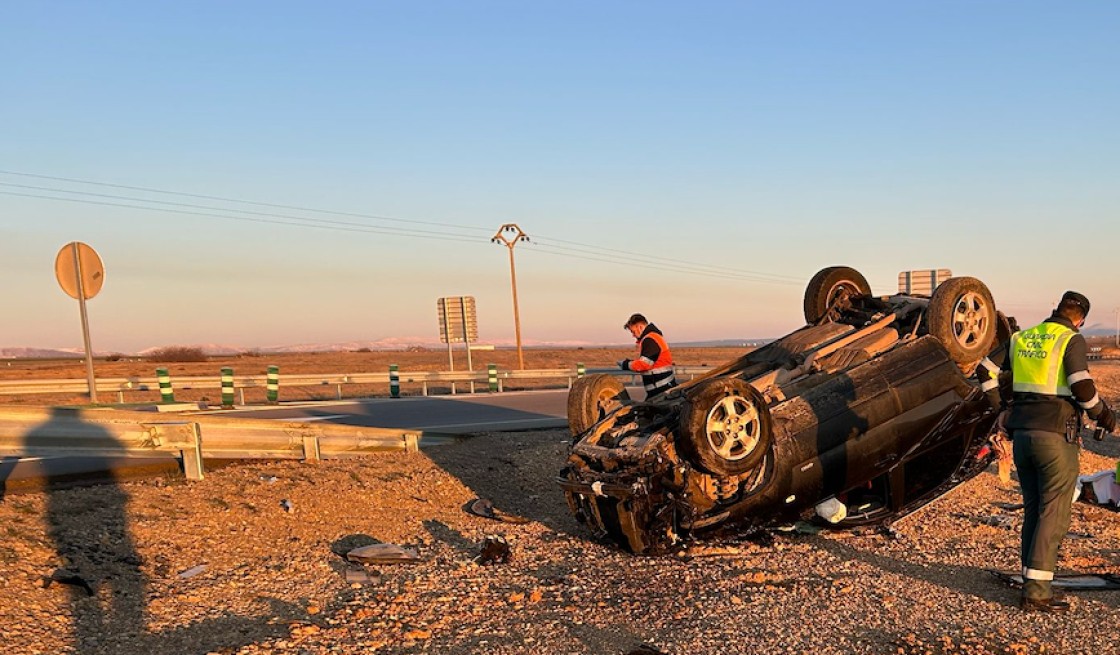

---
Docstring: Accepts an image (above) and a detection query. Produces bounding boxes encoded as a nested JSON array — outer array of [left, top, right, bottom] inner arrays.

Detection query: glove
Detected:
[[618, 359, 631, 371], [1097, 403, 1116, 434]]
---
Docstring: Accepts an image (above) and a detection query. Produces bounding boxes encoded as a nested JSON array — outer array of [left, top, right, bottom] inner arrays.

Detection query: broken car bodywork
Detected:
[[560, 267, 1005, 554]]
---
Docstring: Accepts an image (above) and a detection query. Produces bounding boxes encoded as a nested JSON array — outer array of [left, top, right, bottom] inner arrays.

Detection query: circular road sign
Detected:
[[54, 242, 106, 300]]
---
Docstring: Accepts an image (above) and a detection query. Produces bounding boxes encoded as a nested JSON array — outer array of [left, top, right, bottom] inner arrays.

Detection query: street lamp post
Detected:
[[492, 223, 529, 370]]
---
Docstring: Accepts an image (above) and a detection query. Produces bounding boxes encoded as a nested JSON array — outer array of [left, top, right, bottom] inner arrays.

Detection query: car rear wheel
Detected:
[[803, 266, 872, 324], [567, 374, 630, 436], [680, 378, 771, 476], [927, 276, 997, 372]]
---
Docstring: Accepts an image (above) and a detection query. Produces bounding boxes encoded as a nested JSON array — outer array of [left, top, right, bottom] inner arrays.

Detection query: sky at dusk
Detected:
[[3, 2, 1118, 353]]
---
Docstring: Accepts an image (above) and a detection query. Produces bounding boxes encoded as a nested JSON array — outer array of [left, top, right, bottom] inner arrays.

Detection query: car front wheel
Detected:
[[680, 378, 772, 476]]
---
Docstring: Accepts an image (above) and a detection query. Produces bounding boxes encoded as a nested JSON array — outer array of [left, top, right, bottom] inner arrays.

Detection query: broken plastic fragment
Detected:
[[347, 543, 421, 565], [43, 569, 94, 596], [466, 498, 530, 524], [815, 498, 847, 524], [280, 499, 294, 512], [178, 564, 208, 579]]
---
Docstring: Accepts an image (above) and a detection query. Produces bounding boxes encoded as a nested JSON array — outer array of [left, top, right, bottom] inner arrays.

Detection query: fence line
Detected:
[[0, 366, 715, 403]]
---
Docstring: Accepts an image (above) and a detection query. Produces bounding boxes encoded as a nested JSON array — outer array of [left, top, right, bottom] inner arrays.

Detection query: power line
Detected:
[[0, 191, 488, 245], [0, 169, 492, 235], [0, 169, 806, 285], [0, 182, 484, 242]]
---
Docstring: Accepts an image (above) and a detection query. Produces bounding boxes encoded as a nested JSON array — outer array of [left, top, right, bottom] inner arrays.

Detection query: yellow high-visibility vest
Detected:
[[1010, 322, 1076, 396]]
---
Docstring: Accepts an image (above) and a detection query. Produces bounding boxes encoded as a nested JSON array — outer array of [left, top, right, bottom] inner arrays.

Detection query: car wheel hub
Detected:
[[951, 292, 989, 347], [706, 395, 761, 461]]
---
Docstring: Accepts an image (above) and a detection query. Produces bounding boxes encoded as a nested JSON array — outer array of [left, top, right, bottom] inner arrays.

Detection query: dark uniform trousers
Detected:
[[1011, 428, 1080, 600]]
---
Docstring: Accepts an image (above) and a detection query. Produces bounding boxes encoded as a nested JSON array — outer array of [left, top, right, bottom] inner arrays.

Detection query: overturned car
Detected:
[[559, 267, 1009, 554]]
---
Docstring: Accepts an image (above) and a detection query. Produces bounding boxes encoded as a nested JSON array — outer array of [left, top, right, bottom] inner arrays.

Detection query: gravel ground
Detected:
[[3, 366, 1120, 654]]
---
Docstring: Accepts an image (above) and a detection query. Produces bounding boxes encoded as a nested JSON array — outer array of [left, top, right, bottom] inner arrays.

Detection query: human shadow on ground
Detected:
[[13, 408, 304, 654]]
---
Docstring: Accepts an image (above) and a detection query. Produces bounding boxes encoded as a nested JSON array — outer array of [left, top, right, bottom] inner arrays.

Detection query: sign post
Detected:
[[437, 296, 479, 371], [54, 242, 105, 404]]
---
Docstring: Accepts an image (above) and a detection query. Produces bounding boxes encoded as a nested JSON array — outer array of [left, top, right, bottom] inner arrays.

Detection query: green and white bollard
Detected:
[[221, 367, 235, 409], [156, 367, 175, 402], [577, 363, 586, 378], [488, 363, 498, 392], [389, 364, 400, 398], [266, 365, 280, 404]]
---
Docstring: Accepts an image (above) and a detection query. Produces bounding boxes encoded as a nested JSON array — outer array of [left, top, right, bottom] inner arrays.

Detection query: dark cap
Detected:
[[1060, 290, 1091, 316], [623, 313, 647, 329]]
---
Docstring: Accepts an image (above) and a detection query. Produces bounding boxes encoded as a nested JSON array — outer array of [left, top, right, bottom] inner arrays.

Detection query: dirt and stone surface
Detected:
[[2, 359, 1120, 654]]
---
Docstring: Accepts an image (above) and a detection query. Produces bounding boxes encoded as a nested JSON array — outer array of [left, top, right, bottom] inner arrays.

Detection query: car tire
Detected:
[[927, 276, 997, 372], [803, 266, 872, 324], [567, 373, 630, 436], [680, 378, 772, 476]]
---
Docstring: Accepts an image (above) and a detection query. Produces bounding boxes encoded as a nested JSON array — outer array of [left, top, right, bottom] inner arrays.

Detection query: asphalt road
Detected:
[[207, 388, 576, 434]]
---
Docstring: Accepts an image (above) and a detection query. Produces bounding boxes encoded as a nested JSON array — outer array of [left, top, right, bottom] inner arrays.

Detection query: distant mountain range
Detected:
[[5, 327, 1111, 360]]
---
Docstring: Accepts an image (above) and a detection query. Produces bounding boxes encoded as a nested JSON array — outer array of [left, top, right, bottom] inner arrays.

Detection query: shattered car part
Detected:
[[466, 498, 531, 524], [475, 535, 512, 565], [346, 543, 422, 565], [560, 266, 1005, 554]]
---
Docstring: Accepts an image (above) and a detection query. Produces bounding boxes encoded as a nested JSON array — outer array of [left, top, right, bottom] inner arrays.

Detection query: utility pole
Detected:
[[492, 223, 529, 369], [1115, 307, 1119, 349]]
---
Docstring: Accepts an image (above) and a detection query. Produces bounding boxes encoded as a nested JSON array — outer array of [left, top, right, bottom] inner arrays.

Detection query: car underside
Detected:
[[559, 267, 1007, 554]]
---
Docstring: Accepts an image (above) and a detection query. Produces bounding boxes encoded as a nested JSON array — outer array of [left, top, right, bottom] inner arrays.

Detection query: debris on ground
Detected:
[[178, 564, 208, 579], [465, 497, 531, 524], [42, 569, 95, 596], [346, 543, 422, 565], [474, 535, 511, 565]]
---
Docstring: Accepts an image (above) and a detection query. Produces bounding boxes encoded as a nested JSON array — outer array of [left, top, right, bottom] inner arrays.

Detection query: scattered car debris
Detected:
[[280, 499, 294, 512], [178, 564, 208, 579], [989, 570, 1120, 590], [975, 515, 1014, 528], [42, 569, 94, 596], [346, 543, 422, 565], [474, 535, 511, 565], [1077, 470, 1120, 508], [561, 266, 1006, 553], [466, 498, 530, 524], [994, 502, 1025, 511]]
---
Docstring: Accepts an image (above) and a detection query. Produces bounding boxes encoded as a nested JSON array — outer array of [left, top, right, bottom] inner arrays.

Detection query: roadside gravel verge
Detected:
[[2, 423, 1120, 654]]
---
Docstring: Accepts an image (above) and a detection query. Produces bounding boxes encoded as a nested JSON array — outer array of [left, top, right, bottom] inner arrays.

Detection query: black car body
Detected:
[[559, 267, 1007, 554]]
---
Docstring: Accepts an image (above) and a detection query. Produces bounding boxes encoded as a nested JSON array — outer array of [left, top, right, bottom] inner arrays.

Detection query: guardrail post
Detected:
[[488, 364, 498, 392], [221, 367, 235, 409], [267, 366, 280, 404], [577, 363, 586, 377], [390, 364, 400, 398], [302, 435, 321, 462], [157, 368, 175, 402], [182, 423, 205, 480]]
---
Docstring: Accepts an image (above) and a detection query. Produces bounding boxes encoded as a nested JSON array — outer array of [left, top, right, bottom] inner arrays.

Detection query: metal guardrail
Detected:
[[0, 406, 420, 481], [0, 366, 716, 403]]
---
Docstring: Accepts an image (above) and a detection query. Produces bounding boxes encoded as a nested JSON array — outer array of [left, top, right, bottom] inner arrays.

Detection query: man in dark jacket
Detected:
[[619, 313, 677, 399], [983, 291, 1116, 612]]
